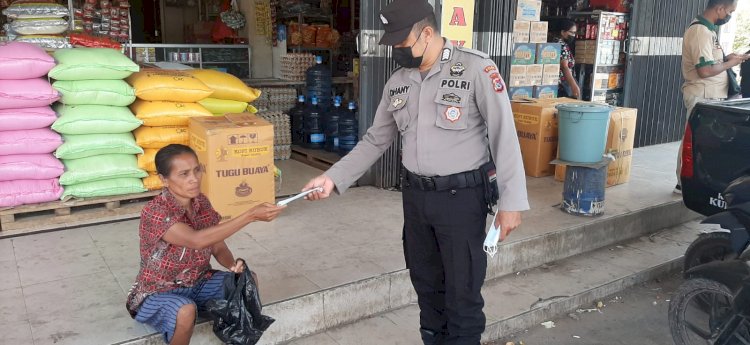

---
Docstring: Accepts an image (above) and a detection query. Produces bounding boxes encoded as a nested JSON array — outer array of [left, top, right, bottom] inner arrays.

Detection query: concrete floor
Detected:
[[0, 142, 684, 345], [495, 273, 682, 345]]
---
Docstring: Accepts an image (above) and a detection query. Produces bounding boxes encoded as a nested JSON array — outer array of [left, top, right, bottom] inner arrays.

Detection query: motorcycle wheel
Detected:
[[669, 278, 735, 345], [683, 232, 735, 276]]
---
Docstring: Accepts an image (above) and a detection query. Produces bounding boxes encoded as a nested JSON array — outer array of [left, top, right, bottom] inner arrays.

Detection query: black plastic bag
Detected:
[[205, 262, 275, 345]]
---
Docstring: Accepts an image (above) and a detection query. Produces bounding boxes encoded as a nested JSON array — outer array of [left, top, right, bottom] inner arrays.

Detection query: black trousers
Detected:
[[402, 182, 488, 345]]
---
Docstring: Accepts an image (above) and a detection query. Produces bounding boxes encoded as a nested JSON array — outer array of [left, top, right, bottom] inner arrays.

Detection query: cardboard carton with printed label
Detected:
[[543, 64, 560, 85], [513, 20, 531, 43], [529, 21, 549, 43], [512, 43, 537, 65], [516, 0, 542, 21], [536, 43, 562, 64], [526, 64, 544, 86], [511, 98, 578, 177], [189, 113, 275, 221], [509, 87, 535, 100], [510, 65, 529, 87]]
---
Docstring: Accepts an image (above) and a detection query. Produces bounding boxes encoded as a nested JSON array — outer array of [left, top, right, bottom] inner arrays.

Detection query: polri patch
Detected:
[[439, 79, 471, 91], [484, 65, 497, 74], [445, 106, 462, 122], [450, 62, 466, 77], [441, 92, 462, 104], [389, 85, 410, 97]]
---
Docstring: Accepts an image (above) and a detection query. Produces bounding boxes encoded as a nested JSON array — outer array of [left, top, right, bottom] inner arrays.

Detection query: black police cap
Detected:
[[378, 0, 435, 46]]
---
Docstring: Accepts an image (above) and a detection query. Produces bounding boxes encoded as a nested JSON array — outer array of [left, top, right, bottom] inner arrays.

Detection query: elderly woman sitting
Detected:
[[126, 144, 285, 345]]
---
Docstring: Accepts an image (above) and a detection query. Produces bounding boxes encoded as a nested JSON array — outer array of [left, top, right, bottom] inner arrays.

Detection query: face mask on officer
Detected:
[[393, 29, 429, 69]]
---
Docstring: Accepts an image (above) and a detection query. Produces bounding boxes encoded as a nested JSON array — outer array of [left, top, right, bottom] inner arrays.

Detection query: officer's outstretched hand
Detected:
[[303, 174, 335, 201], [496, 211, 522, 241]]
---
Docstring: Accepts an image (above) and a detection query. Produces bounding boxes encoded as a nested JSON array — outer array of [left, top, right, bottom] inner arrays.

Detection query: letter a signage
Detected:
[[440, 0, 475, 48]]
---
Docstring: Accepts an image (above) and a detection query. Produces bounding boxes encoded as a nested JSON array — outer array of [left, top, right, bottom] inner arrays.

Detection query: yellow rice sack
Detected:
[[137, 148, 158, 172], [133, 126, 189, 149], [127, 69, 213, 102], [187, 69, 261, 102], [143, 173, 163, 191], [131, 100, 212, 126], [198, 98, 249, 114]]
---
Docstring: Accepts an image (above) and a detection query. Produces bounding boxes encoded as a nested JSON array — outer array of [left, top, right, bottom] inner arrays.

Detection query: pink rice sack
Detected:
[[0, 128, 62, 155], [0, 42, 56, 80], [0, 154, 64, 181], [0, 106, 56, 131], [0, 79, 60, 110], [0, 178, 63, 207]]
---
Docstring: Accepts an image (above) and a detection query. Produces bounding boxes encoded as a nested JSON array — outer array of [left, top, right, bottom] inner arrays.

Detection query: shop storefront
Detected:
[[0, 0, 718, 213]]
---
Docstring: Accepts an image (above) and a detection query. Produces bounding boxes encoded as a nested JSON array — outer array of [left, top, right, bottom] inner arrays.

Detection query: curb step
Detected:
[[288, 221, 700, 345], [116, 201, 698, 345]]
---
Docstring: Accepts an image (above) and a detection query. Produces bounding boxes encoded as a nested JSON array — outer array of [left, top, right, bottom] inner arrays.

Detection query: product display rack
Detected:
[[124, 43, 252, 78], [569, 11, 629, 106]]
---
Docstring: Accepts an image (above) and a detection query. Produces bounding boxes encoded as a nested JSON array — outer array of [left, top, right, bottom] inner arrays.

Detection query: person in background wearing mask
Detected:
[[557, 19, 580, 99], [676, 0, 750, 194], [300, 0, 529, 344]]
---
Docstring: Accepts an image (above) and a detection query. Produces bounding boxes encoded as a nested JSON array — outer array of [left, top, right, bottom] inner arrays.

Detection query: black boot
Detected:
[[420, 328, 444, 345]]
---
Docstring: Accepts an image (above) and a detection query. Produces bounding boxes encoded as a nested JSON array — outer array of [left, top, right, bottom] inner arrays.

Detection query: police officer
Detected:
[[303, 1, 529, 344]]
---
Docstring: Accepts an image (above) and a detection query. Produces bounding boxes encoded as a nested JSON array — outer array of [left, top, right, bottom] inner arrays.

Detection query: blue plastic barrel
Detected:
[[557, 103, 613, 163], [561, 165, 606, 216]]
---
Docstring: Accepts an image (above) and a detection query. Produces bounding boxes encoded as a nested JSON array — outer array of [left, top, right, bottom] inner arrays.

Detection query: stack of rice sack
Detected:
[[2, 0, 72, 50], [49, 47, 146, 199], [127, 69, 214, 190], [186, 69, 262, 115], [0, 41, 62, 207]]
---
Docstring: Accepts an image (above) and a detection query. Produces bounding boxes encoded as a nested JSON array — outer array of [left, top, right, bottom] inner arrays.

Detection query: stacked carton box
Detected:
[[510, 1, 561, 100]]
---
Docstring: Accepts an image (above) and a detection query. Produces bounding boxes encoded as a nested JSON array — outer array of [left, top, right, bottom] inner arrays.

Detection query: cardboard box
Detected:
[[511, 99, 560, 177], [509, 86, 535, 100], [189, 114, 275, 221], [543, 64, 560, 85], [512, 43, 537, 65], [529, 21, 548, 43], [554, 106, 638, 186], [526, 64, 544, 86], [536, 43, 561, 64], [516, 0, 542, 21], [534, 85, 558, 99], [510, 65, 529, 87], [513, 20, 531, 43]]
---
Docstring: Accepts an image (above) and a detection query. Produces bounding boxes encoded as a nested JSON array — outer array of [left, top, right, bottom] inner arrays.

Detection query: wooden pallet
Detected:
[[290, 145, 342, 171], [0, 191, 160, 238]]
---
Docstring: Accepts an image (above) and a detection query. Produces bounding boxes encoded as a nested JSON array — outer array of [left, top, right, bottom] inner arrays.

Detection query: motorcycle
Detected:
[[669, 259, 750, 345], [683, 176, 750, 274]]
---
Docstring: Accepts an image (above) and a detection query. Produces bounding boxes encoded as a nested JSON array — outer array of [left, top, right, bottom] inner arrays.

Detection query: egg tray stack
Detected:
[[253, 87, 297, 113], [257, 111, 291, 160], [280, 53, 315, 81]]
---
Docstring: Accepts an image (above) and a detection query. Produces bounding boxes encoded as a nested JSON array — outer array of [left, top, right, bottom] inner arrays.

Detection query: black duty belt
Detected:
[[404, 169, 484, 192]]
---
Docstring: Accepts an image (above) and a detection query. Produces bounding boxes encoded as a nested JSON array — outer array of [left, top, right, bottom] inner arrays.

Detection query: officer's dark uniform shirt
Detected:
[[326, 40, 530, 212]]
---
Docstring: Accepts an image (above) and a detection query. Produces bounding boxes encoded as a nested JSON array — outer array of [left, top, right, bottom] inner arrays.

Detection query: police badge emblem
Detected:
[[444, 106, 462, 122]]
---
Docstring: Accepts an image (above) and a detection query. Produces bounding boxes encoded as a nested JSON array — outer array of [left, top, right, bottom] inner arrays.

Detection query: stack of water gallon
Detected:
[[127, 69, 214, 190], [0, 42, 62, 207], [555, 103, 614, 217], [187, 69, 262, 116], [49, 47, 146, 199]]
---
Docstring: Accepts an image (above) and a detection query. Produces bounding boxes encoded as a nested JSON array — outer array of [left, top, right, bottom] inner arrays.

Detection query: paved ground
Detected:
[[494, 273, 682, 345]]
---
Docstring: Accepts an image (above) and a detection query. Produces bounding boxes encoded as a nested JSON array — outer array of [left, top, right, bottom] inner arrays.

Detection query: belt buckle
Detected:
[[420, 176, 436, 190]]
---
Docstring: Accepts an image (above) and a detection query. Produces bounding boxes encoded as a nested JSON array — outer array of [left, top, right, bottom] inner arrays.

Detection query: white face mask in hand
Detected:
[[484, 212, 501, 258]]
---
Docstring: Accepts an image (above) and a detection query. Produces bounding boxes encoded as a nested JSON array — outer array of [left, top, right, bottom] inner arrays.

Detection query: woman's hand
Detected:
[[230, 258, 245, 273], [248, 203, 285, 222]]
